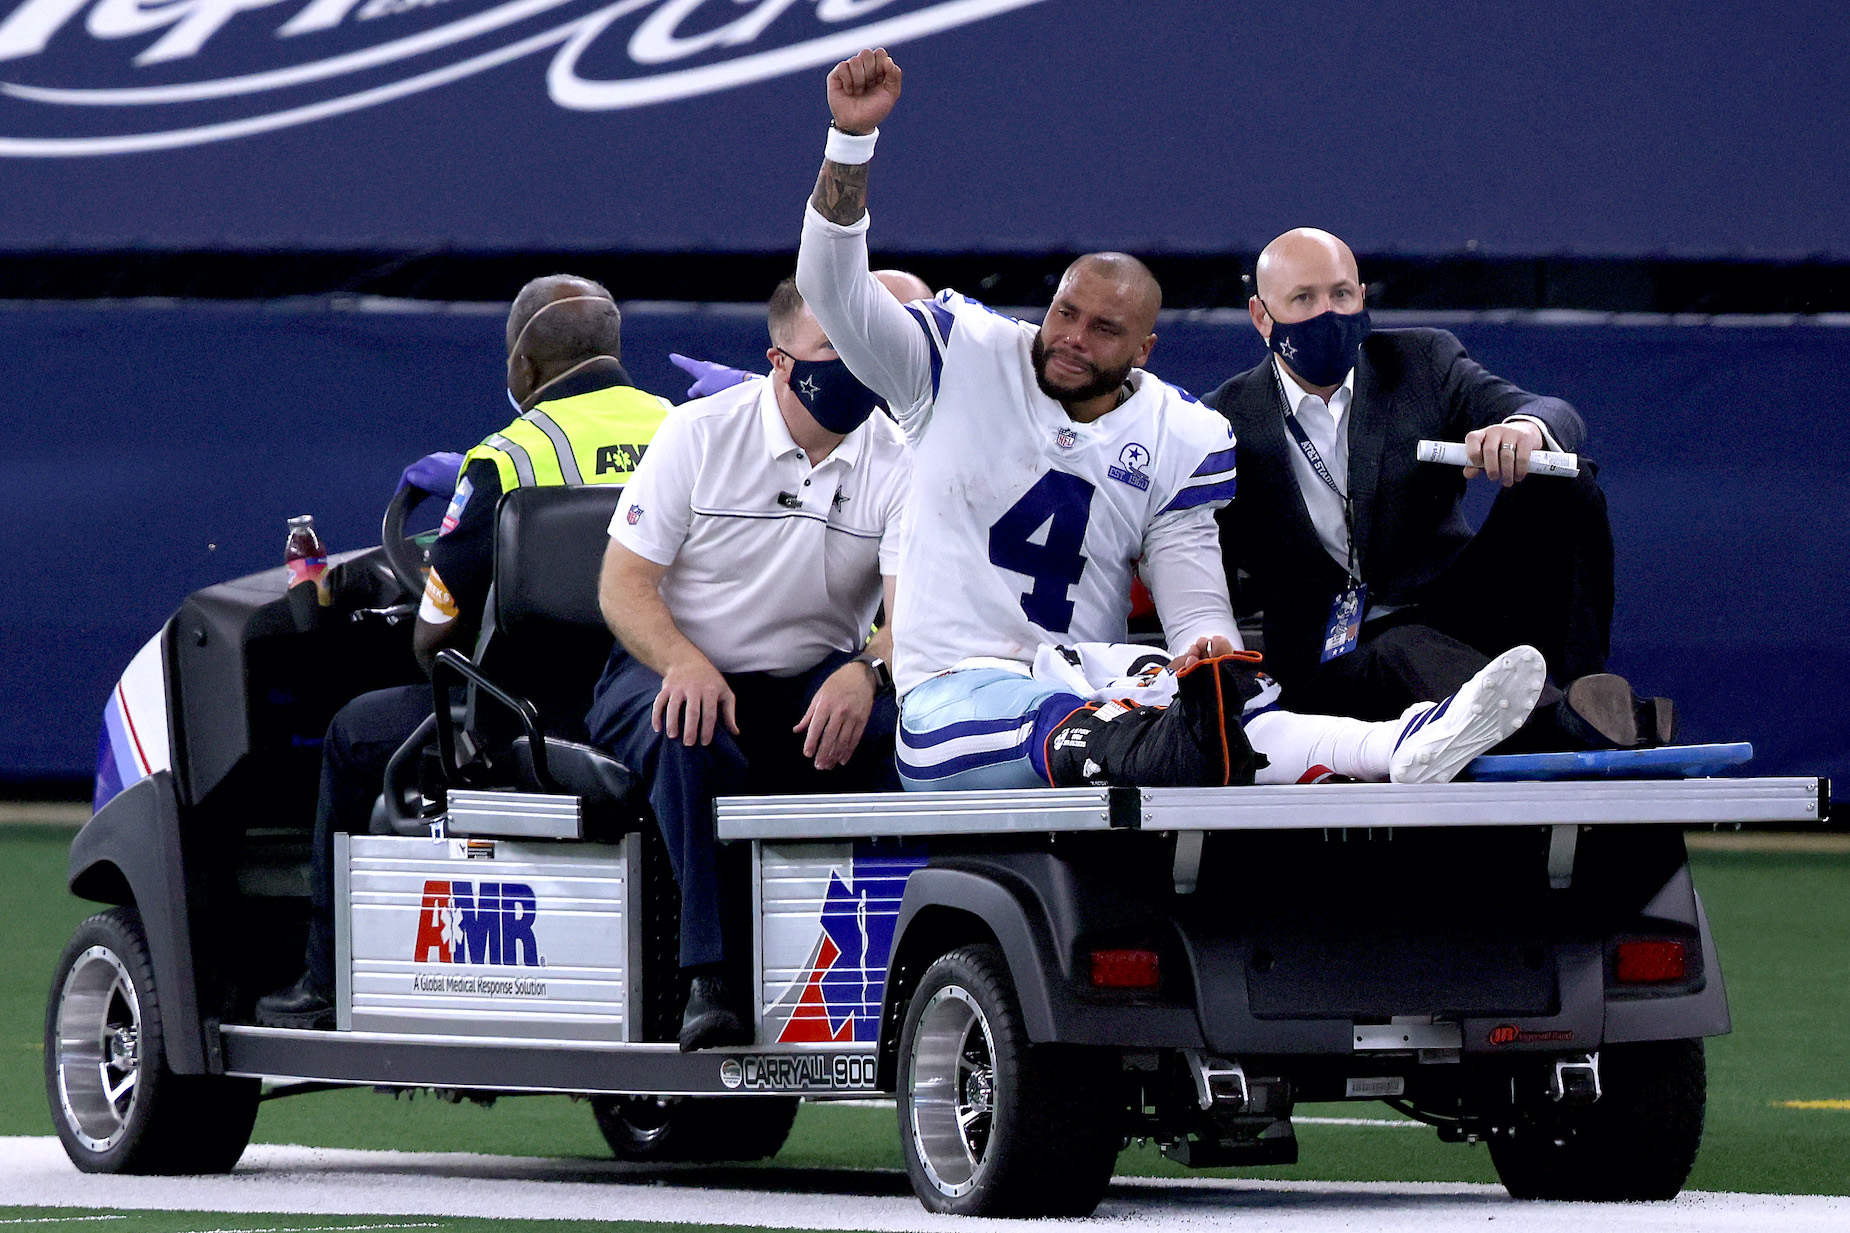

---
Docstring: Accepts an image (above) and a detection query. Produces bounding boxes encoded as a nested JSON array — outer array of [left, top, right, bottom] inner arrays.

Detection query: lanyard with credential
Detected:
[[1272, 364, 1359, 586]]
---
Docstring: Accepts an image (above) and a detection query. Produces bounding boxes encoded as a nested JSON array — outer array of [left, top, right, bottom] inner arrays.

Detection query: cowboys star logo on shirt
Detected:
[[626, 504, 644, 526], [1107, 441, 1152, 491], [1054, 426, 1078, 450]]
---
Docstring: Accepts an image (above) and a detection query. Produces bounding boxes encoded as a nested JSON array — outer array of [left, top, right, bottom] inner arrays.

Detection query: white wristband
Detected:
[[825, 125, 878, 165]]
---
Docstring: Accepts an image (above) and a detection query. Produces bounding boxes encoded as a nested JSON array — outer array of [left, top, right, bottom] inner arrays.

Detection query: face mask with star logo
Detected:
[[1263, 305, 1373, 388], [782, 354, 883, 434]]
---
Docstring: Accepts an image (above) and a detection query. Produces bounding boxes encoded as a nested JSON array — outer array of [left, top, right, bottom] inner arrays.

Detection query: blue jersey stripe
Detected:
[[899, 743, 1030, 780], [924, 298, 956, 344], [1160, 476, 1239, 513], [1191, 447, 1238, 478], [904, 303, 945, 398], [899, 713, 1034, 750]]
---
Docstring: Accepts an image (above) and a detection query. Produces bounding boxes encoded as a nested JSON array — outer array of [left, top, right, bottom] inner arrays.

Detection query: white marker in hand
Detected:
[[1417, 439, 1580, 478]]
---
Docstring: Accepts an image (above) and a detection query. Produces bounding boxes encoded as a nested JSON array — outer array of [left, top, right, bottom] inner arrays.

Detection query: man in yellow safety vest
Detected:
[[257, 274, 668, 1029]]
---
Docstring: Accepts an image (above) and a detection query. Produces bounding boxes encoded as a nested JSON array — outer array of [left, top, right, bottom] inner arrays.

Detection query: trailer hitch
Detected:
[[1184, 1050, 1249, 1111], [1550, 1052, 1602, 1104]]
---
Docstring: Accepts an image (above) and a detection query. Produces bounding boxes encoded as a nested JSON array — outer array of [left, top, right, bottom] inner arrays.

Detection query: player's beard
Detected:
[[1032, 334, 1133, 406]]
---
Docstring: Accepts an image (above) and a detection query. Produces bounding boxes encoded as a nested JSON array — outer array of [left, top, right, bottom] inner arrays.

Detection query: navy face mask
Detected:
[[1263, 305, 1372, 388], [782, 353, 881, 434]]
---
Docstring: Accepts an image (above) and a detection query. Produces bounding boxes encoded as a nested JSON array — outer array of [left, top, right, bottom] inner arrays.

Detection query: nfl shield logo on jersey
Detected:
[[625, 504, 643, 525], [1054, 426, 1078, 450]]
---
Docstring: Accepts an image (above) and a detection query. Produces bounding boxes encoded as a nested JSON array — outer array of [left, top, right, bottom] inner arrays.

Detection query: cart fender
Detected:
[[883, 866, 1063, 1044], [67, 771, 208, 1074], [1604, 889, 1732, 1043]]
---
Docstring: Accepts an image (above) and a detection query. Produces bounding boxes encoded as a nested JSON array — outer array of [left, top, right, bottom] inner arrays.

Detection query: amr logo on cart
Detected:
[[412, 880, 542, 967]]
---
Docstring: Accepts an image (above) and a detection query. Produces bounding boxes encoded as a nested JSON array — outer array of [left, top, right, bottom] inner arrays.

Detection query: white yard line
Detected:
[[2, 1137, 1846, 1233]]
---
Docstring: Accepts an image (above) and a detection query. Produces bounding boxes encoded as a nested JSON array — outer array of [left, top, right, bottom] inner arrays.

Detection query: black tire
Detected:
[[896, 943, 1122, 1217], [589, 1094, 799, 1162], [1488, 1039, 1706, 1201], [44, 907, 261, 1175]]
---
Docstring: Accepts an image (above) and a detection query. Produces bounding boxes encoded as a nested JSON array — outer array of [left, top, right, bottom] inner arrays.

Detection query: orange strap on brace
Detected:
[[1174, 652, 1262, 786]]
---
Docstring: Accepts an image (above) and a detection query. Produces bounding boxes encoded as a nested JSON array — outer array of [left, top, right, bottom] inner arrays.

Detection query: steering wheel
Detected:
[[381, 483, 440, 601]]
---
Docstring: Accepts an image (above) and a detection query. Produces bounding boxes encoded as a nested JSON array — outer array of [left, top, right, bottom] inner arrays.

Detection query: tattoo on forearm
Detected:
[[812, 159, 870, 225]]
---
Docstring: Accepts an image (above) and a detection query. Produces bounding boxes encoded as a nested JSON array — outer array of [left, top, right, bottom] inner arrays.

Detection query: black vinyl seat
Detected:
[[379, 485, 641, 834], [485, 483, 628, 738]]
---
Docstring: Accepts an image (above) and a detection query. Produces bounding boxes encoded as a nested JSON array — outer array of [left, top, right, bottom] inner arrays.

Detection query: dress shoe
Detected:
[[678, 974, 752, 1052], [1561, 674, 1677, 749], [254, 973, 334, 1029]]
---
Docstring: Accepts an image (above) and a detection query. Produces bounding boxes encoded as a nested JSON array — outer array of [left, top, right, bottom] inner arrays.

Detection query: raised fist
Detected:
[[827, 48, 902, 135]]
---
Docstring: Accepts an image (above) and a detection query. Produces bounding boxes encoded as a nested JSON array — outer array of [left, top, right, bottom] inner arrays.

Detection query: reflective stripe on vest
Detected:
[[463, 383, 670, 492]]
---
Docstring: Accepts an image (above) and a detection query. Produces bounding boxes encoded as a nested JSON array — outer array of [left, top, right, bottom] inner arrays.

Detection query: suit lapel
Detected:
[[1238, 368, 1329, 569], [1345, 350, 1393, 575]]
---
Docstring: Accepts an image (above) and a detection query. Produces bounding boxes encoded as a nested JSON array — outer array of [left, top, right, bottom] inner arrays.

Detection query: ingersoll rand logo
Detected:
[[0, 0, 1049, 154], [413, 879, 542, 967]]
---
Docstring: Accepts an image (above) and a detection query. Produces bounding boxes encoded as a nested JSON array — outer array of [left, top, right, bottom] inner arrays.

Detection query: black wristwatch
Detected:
[[856, 654, 894, 693]]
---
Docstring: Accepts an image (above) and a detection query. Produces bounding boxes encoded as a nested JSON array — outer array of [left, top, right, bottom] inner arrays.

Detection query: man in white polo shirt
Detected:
[[587, 276, 911, 1051]]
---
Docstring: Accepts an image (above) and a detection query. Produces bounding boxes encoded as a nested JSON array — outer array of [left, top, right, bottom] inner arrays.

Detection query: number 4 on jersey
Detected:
[[988, 471, 1095, 633]]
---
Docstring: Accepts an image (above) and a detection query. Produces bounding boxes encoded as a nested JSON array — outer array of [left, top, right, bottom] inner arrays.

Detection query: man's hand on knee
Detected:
[[653, 653, 740, 747], [1465, 420, 1544, 486], [794, 662, 877, 771]]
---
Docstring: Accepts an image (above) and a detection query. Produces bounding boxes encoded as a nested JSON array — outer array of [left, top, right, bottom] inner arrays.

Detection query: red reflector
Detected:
[[1090, 948, 1161, 990], [1616, 940, 1687, 983]]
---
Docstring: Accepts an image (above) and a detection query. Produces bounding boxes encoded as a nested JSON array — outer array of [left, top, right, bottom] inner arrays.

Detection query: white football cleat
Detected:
[[1388, 645, 1547, 784]]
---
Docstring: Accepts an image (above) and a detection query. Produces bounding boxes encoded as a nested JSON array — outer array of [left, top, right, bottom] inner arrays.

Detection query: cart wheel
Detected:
[[1488, 1039, 1706, 1201], [590, 1094, 799, 1162], [45, 907, 260, 1174], [897, 943, 1121, 1216]]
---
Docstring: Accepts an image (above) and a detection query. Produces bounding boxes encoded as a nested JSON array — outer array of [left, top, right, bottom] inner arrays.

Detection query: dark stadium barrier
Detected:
[[2, 298, 1844, 801]]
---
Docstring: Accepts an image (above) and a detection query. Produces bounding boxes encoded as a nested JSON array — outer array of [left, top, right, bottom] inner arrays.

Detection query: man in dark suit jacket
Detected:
[[1204, 228, 1668, 748]]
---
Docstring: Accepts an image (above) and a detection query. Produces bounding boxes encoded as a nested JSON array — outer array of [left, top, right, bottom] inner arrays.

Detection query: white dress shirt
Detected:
[[1273, 357, 1356, 574]]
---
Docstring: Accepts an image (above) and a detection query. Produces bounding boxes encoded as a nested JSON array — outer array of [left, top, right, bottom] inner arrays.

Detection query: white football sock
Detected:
[[1243, 709, 1409, 784]]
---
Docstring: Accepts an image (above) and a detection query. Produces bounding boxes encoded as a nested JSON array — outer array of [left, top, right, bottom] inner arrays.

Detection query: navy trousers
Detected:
[[305, 683, 434, 993], [1285, 468, 1614, 749], [586, 647, 899, 969]]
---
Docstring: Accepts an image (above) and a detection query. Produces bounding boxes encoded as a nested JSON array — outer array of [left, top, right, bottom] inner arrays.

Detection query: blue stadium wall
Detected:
[[2, 299, 1844, 798]]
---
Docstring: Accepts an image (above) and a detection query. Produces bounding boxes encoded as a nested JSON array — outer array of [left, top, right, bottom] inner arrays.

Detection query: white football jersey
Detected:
[[798, 208, 1241, 695]]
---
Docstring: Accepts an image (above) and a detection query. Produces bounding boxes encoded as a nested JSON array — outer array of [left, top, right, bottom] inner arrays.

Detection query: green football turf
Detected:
[[5, 824, 1847, 1194]]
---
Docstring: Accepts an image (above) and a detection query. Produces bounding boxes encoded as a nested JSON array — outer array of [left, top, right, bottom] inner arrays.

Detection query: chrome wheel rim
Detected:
[[907, 985, 997, 1198], [55, 946, 143, 1152]]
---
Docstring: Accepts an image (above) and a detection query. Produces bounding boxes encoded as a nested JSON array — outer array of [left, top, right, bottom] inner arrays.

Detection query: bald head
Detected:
[[872, 268, 933, 303], [505, 274, 622, 407], [506, 274, 619, 361], [1252, 228, 1362, 320], [1061, 252, 1162, 334]]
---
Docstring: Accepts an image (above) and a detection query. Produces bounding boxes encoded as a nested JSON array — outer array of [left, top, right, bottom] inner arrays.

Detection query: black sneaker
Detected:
[[254, 974, 333, 1029], [678, 975, 752, 1052]]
